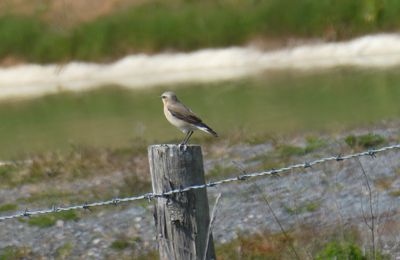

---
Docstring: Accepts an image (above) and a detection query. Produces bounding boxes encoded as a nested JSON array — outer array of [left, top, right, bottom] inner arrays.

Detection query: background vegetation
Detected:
[[1, 0, 400, 63]]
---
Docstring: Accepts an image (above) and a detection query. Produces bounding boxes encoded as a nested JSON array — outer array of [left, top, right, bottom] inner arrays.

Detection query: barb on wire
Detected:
[[0, 144, 399, 222]]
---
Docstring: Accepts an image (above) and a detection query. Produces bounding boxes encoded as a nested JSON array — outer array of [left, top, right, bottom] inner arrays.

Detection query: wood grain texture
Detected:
[[148, 144, 216, 260]]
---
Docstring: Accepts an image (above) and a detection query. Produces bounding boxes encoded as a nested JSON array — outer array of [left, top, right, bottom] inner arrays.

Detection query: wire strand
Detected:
[[0, 144, 399, 222]]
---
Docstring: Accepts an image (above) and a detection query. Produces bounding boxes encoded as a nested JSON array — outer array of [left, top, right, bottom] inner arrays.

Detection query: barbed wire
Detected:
[[0, 144, 399, 222]]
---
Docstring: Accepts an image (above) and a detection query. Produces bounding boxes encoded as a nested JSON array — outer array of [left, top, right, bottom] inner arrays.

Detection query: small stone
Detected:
[[56, 220, 64, 228], [92, 238, 101, 245]]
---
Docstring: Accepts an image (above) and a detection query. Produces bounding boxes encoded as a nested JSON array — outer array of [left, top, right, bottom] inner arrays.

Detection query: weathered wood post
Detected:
[[148, 144, 216, 260]]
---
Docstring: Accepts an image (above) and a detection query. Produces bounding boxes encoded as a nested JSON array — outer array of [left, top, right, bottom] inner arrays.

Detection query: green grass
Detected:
[[207, 165, 237, 179], [20, 210, 80, 228], [24, 215, 56, 228], [0, 246, 35, 260], [277, 137, 327, 159], [55, 243, 73, 260], [0, 165, 18, 185], [2, 0, 400, 62], [389, 190, 400, 197], [315, 241, 366, 260], [278, 145, 307, 158], [304, 137, 327, 153], [345, 133, 386, 149], [111, 240, 131, 251], [215, 225, 390, 260], [304, 201, 321, 212], [283, 200, 321, 215], [316, 241, 390, 260], [0, 203, 17, 212], [109, 236, 158, 259], [0, 68, 399, 159]]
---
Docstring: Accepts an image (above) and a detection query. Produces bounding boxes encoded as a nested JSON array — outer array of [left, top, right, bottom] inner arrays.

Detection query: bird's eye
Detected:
[[162, 96, 166, 99]]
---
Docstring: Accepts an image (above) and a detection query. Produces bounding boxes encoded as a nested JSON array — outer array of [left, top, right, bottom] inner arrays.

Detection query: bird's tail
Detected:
[[196, 123, 218, 137]]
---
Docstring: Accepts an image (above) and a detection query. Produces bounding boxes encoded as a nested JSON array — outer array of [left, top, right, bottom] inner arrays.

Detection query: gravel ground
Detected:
[[1, 127, 400, 259]]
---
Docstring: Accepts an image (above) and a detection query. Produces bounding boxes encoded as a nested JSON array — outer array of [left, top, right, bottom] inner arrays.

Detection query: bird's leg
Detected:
[[183, 131, 194, 145], [180, 131, 190, 146], [179, 131, 193, 151]]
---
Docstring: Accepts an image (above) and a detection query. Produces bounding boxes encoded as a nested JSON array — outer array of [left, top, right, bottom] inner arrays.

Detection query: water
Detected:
[[0, 67, 399, 158], [1, 33, 400, 100]]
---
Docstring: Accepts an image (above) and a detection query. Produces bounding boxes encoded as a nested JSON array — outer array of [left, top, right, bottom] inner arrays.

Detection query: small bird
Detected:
[[161, 91, 218, 145]]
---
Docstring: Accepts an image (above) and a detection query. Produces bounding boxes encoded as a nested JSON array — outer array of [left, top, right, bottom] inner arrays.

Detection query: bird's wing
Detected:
[[167, 102, 203, 125]]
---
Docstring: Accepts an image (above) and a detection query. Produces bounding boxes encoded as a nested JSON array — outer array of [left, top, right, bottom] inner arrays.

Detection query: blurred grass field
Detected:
[[1, 0, 400, 63], [0, 67, 399, 159]]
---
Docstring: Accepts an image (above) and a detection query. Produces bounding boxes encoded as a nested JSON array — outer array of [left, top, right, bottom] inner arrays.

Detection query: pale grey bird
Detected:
[[161, 91, 218, 145]]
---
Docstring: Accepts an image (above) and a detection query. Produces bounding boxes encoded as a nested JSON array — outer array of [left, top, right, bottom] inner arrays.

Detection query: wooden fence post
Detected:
[[148, 144, 216, 260]]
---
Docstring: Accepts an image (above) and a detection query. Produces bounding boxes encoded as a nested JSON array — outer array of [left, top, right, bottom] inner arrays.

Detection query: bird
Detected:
[[161, 91, 218, 145]]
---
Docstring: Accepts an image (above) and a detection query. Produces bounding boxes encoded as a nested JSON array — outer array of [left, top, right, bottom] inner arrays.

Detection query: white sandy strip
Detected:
[[1, 33, 400, 100]]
